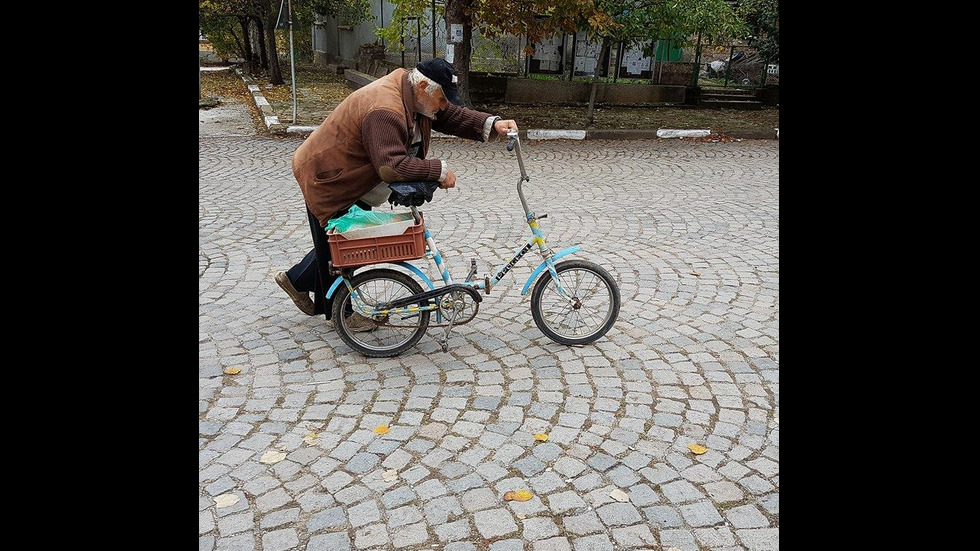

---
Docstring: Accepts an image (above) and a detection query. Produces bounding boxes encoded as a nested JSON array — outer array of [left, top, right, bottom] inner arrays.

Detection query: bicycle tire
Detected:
[[332, 268, 430, 357], [530, 259, 620, 345]]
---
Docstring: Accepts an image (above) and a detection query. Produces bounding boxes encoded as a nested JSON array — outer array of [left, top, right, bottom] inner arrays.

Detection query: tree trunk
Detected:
[[237, 17, 257, 75], [690, 31, 702, 88], [585, 37, 610, 129], [264, 15, 284, 84], [444, 0, 474, 106], [254, 18, 267, 70]]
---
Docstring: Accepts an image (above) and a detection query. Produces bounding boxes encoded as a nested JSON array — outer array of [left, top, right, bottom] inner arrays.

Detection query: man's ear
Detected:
[[418, 80, 429, 91]]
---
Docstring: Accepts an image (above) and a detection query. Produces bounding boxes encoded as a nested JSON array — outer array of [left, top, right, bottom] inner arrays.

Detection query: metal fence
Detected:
[[696, 42, 778, 87], [306, 2, 776, 88]]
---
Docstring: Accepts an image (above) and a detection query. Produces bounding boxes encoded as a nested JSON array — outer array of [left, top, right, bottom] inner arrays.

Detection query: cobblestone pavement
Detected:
[[200, 97, 779, 551]]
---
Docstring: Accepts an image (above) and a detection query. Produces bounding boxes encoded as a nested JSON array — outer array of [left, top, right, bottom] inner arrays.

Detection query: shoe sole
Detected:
[[344, 315, 379, 333], [275, 272, 316, 315]]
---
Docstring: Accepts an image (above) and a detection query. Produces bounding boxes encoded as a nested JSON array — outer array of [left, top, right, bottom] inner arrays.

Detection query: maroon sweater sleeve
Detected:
[[432, 104, 494, 141], [361, 109, 443, 182]]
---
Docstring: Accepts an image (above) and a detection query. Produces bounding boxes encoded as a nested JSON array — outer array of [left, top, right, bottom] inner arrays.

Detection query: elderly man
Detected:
[[275, 58, 519, 331]]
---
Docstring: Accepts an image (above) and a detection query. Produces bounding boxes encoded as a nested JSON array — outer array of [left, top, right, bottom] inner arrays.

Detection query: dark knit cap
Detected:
[[416, 58, 464, 106]]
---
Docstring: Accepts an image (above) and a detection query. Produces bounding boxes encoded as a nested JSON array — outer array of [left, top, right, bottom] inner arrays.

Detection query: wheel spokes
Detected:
[[542, 270, 611, 337]]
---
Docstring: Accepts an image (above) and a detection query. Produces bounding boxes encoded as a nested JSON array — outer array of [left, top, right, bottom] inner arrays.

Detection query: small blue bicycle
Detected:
[[326, 131, 621, 357]]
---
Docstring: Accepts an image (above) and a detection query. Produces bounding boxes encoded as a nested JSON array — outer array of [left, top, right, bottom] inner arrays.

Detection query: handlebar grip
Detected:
[[507, 138, 517, 152]]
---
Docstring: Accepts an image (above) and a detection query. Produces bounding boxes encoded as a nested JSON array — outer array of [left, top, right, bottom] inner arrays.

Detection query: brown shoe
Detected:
[[275, 271, 315, 315]]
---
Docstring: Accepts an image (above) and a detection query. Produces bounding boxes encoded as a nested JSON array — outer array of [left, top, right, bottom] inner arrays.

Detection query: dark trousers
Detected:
[[286, 202, 371, 319]]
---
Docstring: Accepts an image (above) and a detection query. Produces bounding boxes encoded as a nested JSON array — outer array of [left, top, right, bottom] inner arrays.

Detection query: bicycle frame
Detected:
[[326, 132, 579, 318]]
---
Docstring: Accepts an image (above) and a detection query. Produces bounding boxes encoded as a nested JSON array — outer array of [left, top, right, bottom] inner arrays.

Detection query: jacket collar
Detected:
[[400, 70, 420, 130]]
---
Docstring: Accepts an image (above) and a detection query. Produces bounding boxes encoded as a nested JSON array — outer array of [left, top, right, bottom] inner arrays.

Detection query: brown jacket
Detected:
[[292, 68, 494, 227]]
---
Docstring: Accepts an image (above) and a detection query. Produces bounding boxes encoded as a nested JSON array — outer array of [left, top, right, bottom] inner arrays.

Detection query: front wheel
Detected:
[[332, 268, 430, 357], [530, 260, 620, 345]]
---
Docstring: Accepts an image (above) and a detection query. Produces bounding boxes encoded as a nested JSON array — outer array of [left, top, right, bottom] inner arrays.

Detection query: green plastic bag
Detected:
[[325, 205, 409, 233]]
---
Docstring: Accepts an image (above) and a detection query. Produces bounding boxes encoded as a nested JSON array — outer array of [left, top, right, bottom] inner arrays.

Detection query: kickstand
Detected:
[[439, 316, 458, 352]]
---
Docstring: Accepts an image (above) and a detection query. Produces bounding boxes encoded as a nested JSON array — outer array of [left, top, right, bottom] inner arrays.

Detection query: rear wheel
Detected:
[[530, 260, 620, 345], [332, 268, 430, 357]]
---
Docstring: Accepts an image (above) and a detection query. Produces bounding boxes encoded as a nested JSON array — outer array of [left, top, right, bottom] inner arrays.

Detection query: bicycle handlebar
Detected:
[[506, 131, 527, 179]]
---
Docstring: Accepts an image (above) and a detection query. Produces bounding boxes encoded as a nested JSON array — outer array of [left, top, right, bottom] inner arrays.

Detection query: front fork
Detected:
[[526, 212, 574, 299]]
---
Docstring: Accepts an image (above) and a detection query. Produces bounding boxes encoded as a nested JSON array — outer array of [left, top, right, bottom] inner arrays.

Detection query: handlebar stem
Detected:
[[507, 131, 532, 216]]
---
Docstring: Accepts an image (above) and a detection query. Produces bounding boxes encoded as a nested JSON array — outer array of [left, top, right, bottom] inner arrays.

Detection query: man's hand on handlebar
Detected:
[[493, 119, 519, 137], [440, 169, 457, 190]]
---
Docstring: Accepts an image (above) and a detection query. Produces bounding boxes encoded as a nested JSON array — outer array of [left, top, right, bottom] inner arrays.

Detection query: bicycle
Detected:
[[324, 131, 621, 357]]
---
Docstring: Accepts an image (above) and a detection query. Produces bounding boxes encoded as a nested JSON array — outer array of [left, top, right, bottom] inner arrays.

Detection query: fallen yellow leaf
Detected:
[[303, 433, 318, 444], [223, 367, 241, 375], [259, 450, 287, 464], [687, 443, 708, 455], [373, 425, 390, 435], [534, 433, 548, 442], [214, 493, 239, 508], [609, 488, 630, 502], [503, 489, 533, 502]]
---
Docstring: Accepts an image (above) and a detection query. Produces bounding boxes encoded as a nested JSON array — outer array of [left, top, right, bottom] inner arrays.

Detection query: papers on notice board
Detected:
[[574, 32, 601, 74], [620, 43, 652, 75], [532, 36, 563, 72]]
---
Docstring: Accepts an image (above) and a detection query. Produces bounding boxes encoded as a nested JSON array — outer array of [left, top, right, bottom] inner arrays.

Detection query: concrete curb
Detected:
[[236, 69, 290, 135], [234, 68, 779, 141]]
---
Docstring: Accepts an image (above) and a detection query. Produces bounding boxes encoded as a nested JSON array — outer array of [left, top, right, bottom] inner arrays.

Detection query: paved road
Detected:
[[200, 97, 779, 551]]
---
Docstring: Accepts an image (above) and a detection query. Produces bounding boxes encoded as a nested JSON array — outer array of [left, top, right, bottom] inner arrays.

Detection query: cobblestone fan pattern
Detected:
[[200, 133, 780, 551]]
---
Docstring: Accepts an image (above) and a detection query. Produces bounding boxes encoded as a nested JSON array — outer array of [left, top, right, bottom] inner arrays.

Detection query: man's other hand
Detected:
[[440, 170, 457, 189]]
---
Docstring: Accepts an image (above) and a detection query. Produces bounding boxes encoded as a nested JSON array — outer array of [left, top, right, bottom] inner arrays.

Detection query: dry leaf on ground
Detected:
[[223, 368, 241, 375], [534, 433, 548, 442], [214, 493, 239, 508], [382, 469, 398, 482], [609, 488, 630, 502], [373, 425, 390, 435], [260, 450, 287, 464], [687, 443, 708, 455], [503, 489, 533, 502]]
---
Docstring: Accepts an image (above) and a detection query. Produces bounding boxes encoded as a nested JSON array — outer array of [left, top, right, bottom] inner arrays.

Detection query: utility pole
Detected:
[[288, 0, 297, 123]]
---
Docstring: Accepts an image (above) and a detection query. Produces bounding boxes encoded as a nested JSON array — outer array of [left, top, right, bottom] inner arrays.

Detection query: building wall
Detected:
[[313, 1, 524, 72], [314, 2, 449, 68]]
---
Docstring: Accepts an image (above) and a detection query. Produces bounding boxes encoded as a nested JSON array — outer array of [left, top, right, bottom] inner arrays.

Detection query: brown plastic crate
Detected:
[[327, 213, 426, 268]]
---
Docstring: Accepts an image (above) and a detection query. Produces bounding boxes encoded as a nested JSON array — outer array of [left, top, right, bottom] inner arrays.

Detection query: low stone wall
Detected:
[[344, 69, 688, 105], [468, 73, 511, 103], [344, 69, 377, 90], [504, 78, 686, 105], [756, 86, 779, 106]]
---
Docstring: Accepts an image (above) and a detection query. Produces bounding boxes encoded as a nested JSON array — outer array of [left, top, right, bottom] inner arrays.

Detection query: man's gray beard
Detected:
[[416, 102, 438, 120]]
